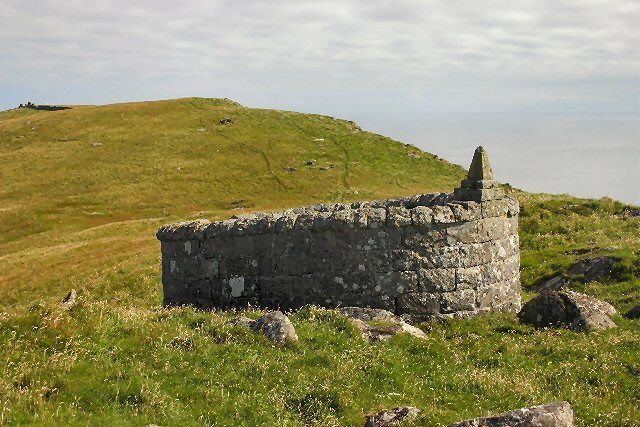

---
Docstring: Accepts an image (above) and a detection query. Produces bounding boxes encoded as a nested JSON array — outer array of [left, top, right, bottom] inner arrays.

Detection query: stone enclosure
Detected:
[[157, 147, 522, 322]]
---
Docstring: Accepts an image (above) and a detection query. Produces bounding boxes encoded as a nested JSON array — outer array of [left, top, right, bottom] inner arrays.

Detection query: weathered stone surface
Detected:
[[250, 311, 298, 343], [157, 148, 520, 320], [625, 303, 640, 319], [450, 401, 573, 427], [365, 406, 421, 427], [537, 256, 621, 291], [339, 307, 427, 342], [519, 290, 616, 332]]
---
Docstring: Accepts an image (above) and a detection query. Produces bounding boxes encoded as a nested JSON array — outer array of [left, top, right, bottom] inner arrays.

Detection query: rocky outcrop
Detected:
[[250, 311, 298, 344], [519, 290, 616, 332], [339, 307, 427, 342], [450, 401, 573, 427], [365, 406, 421, 427]]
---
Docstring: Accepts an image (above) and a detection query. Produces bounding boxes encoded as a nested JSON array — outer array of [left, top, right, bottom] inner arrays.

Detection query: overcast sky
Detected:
[[1, 0, 638, 117]]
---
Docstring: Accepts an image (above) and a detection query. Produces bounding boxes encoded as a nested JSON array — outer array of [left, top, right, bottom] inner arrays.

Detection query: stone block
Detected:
[[432, 205, 456, 223], [417, 268, 456, 292], [440, 289, 476, 313], [410, 206, 433, 228], [387, 206, 412, 227], [397, 292, 441, 316], [449, 201, 482, 221]]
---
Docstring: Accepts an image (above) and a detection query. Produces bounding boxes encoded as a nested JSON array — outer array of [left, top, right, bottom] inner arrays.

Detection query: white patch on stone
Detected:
[[229, 276, 245, 298], [184, 241, 192, 254], [374, 285, 382, 292], [249, 259, 258, 267], [397, 285, 404, 293], [352, 283, 359, 290], [170, 260, 177, 273], [378, 231, 386, 237], [334, 277, 344, 285], [358, 264, 366, 271]]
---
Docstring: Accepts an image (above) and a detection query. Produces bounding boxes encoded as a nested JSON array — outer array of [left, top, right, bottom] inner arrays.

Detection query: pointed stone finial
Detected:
[[453, 146, 502, 201], [467, 146, 494, 181]]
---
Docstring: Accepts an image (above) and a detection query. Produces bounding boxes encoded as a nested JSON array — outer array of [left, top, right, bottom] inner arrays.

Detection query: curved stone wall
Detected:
[[157, 191, 521, 322]]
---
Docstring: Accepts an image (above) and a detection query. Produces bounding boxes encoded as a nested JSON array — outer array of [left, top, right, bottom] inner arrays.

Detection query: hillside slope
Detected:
[[0, 98, 464, 310], [0, 99, 638, 426]]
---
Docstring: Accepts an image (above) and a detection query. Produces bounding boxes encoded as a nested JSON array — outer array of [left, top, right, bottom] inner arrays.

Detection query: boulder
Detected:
[[519, 290, 616, 332], [450, 401, 573, 427], [339, 307, 427, 342], [624, 303, 640, 319], [567, 256, 619, 283], [250, 311, 298, 344], [365, 406, 421, 427]]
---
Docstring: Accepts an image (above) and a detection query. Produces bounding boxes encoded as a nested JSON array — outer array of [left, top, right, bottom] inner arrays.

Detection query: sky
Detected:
[[1, 0, 638, 115], [1, 1, 639, 202]]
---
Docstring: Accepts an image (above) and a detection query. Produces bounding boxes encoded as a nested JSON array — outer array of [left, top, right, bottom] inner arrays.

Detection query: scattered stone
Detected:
[[449, 401, 573, 427], [92, 142, 103, 147], [304, 159, 317, 166], [621, 206, 640, 217], [250, 311, 298, 344], [313, 138, 325, 142], [624, 303, 640, 319], [519, 290, 616, 332], [537, 256, 621, 291], [319, 166, 331, 171], [196, 128, 205, 132], [283, 167, 297, 172], [365, 406, 421, 427], [339, 307, 427, 342], [567, 256, 619, 283], [61, 289, 78, 309], [407, 152, 421, 159], [228, 316, 255, 328], [219, 117, 234, 125]]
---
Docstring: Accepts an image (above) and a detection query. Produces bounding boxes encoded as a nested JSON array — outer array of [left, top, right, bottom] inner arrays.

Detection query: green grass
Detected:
[[0, 99, 638, 426]]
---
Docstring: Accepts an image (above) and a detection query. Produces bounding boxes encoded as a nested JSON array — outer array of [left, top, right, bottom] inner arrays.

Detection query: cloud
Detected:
[[0, 0, 638, 113]]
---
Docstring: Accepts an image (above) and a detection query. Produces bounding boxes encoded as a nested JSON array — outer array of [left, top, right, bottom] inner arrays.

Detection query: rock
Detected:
[[407, 152, 421, 159], [624, 303, 640, 319], [519, 290, 616, 332], [61, 289, 78, 309], [219, 117, 234, 124], [450, 401, 573, 427], [536, 276, 567, 292], [319, 166, 331, 171], [228, 316, 255, 328], [339, 307, 427, 342], [536, 256, 620, 292], [304, 159, 317, 166], [365, 406, 421, 427], [313, 138, 325, 142], [283, 167, 297, 172], [250, 311, 298, 343], [92, 142, 103, 147], [196, 128, 205, 132], [566, 256, 619, 283]]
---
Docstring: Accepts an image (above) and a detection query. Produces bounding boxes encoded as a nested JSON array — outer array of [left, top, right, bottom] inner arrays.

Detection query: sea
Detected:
[[372, 113, 639, 206]]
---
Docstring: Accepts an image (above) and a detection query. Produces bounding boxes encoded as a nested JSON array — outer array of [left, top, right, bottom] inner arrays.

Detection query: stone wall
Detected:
[[156, 147, 522, 322]]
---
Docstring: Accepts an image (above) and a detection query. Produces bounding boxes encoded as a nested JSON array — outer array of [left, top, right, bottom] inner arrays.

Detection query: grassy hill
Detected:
[[0, 99, 638, 426]]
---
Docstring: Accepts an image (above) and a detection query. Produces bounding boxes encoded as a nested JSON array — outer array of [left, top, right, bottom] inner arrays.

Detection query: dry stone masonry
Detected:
[[157, 147, 521, 322]]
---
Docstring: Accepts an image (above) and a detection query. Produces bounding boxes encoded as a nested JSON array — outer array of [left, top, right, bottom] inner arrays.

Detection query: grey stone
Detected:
[[625, 303, 640, 319], [519, 290, 616, 332], [365, 406, 421, 427], [339, 307, 427, 342], [566, 256, 620, 283], [250, 311, 298, 343], [449, 401, 573, 427]]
